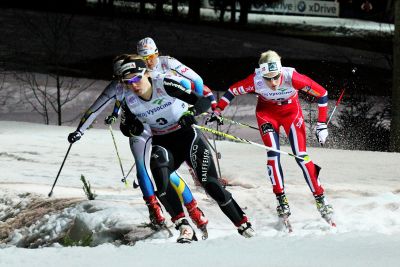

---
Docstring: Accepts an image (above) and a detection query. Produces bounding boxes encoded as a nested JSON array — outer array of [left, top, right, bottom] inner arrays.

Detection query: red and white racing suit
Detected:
[[216, 67, 328, 196]]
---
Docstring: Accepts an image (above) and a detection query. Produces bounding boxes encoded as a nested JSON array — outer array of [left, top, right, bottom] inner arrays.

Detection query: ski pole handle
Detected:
[[200, 112, 259, 131]]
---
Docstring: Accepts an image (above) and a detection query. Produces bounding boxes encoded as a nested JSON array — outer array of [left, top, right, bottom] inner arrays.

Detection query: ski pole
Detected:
[[199, 129, 221, 157], [198, 128, 227, 185], [327, 88, 345, 126], [212, 124, 223, 179], [124, 163, 140, 189], [193, 125, 306, 161], [201, 112, 259, 130], [121, 162, 137, 188], [326, 67, 355, 126], [48, 143, 73, 197], [120, 162, 138, 188], [109, 125, 128, 186], [220, 116, 259, 130]]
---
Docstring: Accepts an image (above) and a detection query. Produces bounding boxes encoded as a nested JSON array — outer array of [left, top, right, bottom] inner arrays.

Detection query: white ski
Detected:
[[322, 215, 337, 227], [280, 215, 293, 233], [139, 222, 173, 237], [199, 226, 208, 240]]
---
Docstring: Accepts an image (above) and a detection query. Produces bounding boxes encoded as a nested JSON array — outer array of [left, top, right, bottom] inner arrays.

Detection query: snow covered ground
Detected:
[[0, 121, 399, 267], [0, 6, 397, 266]]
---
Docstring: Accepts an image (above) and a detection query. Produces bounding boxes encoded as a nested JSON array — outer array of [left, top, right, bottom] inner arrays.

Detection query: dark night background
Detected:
[[0, 0, 394, 150], [0, 1, 393, 93]]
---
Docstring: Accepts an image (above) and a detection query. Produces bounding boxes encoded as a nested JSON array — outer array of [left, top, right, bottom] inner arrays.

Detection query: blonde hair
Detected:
[[258, 50, 281, 65], [124, 54, 144, 61]]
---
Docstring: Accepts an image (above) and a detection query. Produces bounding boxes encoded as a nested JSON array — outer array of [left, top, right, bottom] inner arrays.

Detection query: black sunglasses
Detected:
[[263, 72, 281, 81]]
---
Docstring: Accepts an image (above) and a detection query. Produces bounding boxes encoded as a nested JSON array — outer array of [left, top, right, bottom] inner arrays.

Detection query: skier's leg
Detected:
[[129, 128, 165, 225], [150, 145, 185, 222], [286, 120, 324, 196], [189, 128, 254, 237], [256, 110, 286, 193], [258, 122, 285, 195], [285, 115, 334, 220], [151, 145, 197, 242], [169, 171, 193, 204], [256, 110, 291, 218], [129, 130, 155, 198], [169, 171, 208, 229]]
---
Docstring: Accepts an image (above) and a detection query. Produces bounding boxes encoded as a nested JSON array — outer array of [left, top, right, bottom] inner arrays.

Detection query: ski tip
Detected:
[[177, 238, 193, 244], [201, 230, 208, 240]]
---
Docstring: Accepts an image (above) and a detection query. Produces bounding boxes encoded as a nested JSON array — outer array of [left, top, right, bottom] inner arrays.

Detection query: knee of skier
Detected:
[[150, 145, 173, 170], [267, 150, 280, 158], [260, 122, 275, 136], [150, 146, 174, 193], [204, 179, 232, 204]]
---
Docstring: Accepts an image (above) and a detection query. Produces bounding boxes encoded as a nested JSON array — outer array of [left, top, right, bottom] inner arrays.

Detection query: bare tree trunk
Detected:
[[386, 0, 394, 22], [0, 72, 8, 106], [107, 0, 114, 15], [238, 0, 249, 25], [188, 0, 201, 22], [230, 0, 236, 24], [172, 0, 179, 17], [140, 0, 146, 14], [215, 0, 227, 22], [156, 0, 165, 17], [390, 0, 400, 151], [56, 74, 61, 126], [218, 1, 226, 22]]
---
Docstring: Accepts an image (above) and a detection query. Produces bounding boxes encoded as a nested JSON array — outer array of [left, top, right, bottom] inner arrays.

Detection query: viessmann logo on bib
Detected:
[[152, 98, 164, 105], [136, 98, 172, 118]]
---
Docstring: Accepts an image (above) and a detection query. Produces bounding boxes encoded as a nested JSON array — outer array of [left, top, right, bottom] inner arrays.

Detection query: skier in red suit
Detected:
[[209, 50, 334, 224]]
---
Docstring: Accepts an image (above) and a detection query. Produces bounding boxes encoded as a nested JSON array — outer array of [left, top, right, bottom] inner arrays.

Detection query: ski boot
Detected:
[[174, 218, 198, 243], [276, 193, 292, 232], [144, 195, 166, 228], [314, 194, 336, 227], [237, 217, 256, 238], [185, 200, 208, 229], [276, 193, 291, 217], [185, 199, 209, 239]]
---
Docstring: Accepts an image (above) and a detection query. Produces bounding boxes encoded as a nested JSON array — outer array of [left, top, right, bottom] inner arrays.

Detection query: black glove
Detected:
[[120, 103, 144, 137], [178, 111, 197, 127], [68, 130, 82, 143], [104, 114, 118, 125], [120, 119, 144, 137], [206, 110, 223, 125]]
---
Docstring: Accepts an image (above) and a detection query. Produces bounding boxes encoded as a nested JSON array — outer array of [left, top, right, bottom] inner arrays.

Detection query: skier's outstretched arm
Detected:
[[68, 81, 118, 143], [168, 56, 204, 95]]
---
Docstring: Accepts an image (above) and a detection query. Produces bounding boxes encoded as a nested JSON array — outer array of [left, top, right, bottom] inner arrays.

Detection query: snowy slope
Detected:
[[0, 121, 400, 267]]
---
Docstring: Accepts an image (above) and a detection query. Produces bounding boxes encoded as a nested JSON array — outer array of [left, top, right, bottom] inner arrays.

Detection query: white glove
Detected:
[[315, 122, 328, 145]]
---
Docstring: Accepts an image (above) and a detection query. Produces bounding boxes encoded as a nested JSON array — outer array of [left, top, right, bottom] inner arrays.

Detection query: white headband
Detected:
[[120, 62, 137, 74], [259, 61, 282, 76], [113, 59, 124, 76]]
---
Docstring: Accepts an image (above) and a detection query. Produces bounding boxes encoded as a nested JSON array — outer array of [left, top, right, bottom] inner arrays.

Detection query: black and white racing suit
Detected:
[[120, 76, 248, 226]]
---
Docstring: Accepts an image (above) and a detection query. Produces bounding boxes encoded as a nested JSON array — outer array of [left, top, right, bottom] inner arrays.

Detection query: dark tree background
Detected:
[[0, 0, 396, 150]]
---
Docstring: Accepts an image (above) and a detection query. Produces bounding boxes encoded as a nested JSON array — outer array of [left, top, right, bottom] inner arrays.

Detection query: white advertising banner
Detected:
[[254, 0, 339, 17], [203, 0, 340, 18]]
